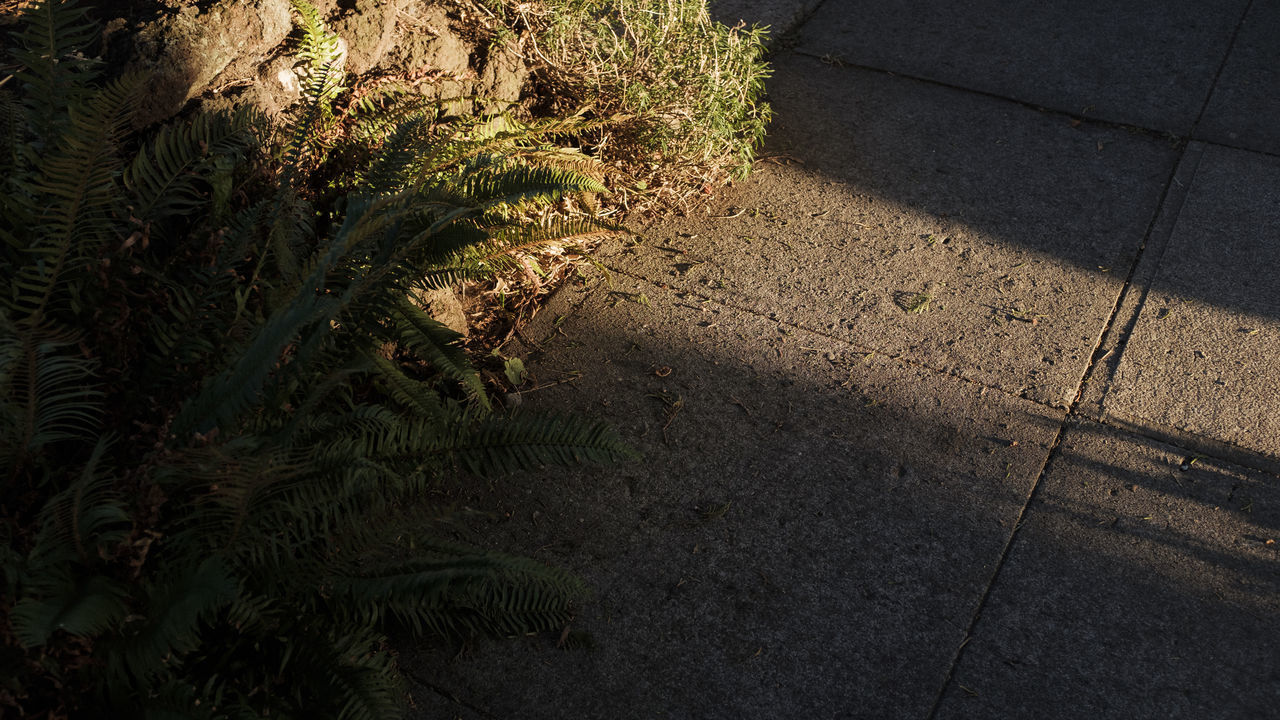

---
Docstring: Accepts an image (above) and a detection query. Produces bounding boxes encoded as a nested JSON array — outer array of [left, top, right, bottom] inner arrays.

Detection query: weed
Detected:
[[482, 0, 771, 203], [906, 293, 932, 314]]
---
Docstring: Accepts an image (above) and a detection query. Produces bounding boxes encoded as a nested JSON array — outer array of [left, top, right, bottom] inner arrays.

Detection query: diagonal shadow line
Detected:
[[923, 103, 1189, 720], [923, 3, 1260, 714]]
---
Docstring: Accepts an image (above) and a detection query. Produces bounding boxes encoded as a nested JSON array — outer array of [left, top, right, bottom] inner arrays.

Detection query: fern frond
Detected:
[[0, 320, 102, 472], [279, 0, 347, 177], [450, 411, 638, 476], [30, 437, 128, 563], [13, 441, 129, 647], [273, 621, 404, 720], [8, 0, 102, 149], [10, 574, 128, 648], [124, 107, 260, 229], [277, 61, 346, 179], [9, 71, 143, 321], [419, 217, 623, 288], [120, 556, 237, 680], [387, 300, 488, 409], [329, 539, 585, 637], [142, 201, 269, 378], [172, 194, 401, 438], [290, 0, 345, 71], [453, 161, 608, 209], [369, 355, 448, 422], [0, 88, 23, 178], [171, 287, 338, 439], [361, 113, 432, 193]]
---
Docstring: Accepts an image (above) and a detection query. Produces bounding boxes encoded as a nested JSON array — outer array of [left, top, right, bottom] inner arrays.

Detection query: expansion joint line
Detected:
[[925, 5, 1256, 713], [600, 264, 1051, 407], [924, 148, 1190, 718]]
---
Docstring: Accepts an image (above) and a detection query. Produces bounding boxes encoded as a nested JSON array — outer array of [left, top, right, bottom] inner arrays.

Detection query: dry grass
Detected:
[[476, 0, 772, 214]]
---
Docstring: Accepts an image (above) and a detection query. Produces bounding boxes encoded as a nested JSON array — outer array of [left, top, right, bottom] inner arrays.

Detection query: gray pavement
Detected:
[[406, 2, 1280, 717]]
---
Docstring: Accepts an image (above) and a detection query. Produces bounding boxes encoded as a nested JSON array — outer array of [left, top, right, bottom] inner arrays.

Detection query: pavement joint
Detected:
[[1187, 0, 1256, 136], [791, 49, 1188, 143], [410, 3, 1280, 714], [598, 261, 1056, 409], [405, 668, 497, 719], [787, 46, 1280, 164], [602, 241, 1280, 479]]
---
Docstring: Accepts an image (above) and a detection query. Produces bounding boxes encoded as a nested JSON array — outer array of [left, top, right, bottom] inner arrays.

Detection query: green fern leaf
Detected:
[[124, 108, 259, 228], [388, 300, 488, 409], [329, 538, 586, 638], [10, 574, 128, 648], [421, 218, 623, 288], [0, 321, 102, 470], [449, 412, 637, 476], [121, 556, 237, 679], [452, 159, 608, 210], [8, 0, 102, 149], [271, 620, 404, 720], [25, 438, 128, 563], [369, 355, 448, 422], [9, 71, 143, 321]]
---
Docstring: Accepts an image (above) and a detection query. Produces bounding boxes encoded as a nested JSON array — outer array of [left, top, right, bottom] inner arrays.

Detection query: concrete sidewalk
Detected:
[[405, 2, 1280, 717]]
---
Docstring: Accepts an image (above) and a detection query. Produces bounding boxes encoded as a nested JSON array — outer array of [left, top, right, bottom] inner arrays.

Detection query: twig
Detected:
[[708, 208, 745, 219], [520, 373, 582, 393]]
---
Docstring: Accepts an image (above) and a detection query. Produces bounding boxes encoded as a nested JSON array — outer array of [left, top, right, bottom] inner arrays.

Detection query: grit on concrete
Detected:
[[403, 2, 1280, 717]]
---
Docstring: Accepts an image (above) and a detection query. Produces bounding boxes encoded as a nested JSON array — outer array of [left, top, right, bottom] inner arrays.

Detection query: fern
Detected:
[[118, 556, 238, 680], [2, 2, 638, 716], [124, 107, 260, 230], [0, 320, 102, 477], [328, 539, 586, 637], [451, 411, 639, 475], [8, 71, 142, 321], [6, 0, 101, 150], [387, 299, 489, 408], [10, 440, 129, 647]]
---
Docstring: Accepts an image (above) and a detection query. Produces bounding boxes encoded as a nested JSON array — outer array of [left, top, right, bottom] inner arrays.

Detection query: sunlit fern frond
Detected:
[[279, 0, 347, 177], [449, 158, 608, 211], [360, 112, 434, 194], [290, 0, 345, 72], [418, 217, 624, 289]]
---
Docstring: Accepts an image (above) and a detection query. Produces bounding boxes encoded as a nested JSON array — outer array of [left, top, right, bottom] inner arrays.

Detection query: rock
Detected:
[[332, 0, 407, 75], [387, 6, 471, 76], [478, 42, 528, 113], [126, 0, 292, 127], [413, 286, 469, 337]]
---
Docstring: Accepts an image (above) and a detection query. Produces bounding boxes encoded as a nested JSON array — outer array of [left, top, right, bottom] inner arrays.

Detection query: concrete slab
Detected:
[[794, 0, 1248, 134], [1197, 0, 1280, 155], [1105, 144, 1280, 460], [1075, 144, 1205, 425], [933, 421, 1280, 719], [612, 54, 1175, 407], [402, 275, 1065, 719], [707, 0, 818, 38]]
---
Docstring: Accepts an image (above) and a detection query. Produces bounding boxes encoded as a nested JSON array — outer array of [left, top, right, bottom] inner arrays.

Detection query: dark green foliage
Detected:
[[0, 1, 635, 717]]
